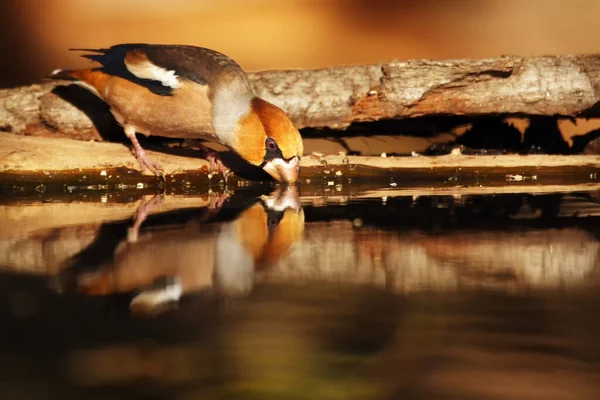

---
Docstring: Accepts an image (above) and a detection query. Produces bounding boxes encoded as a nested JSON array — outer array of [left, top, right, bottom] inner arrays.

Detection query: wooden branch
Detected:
[[2, 54, 600, 141], [252, 55, 600, 129]]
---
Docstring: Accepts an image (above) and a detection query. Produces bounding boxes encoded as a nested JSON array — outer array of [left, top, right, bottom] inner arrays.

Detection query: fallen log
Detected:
[[2, 54, 600, 141]]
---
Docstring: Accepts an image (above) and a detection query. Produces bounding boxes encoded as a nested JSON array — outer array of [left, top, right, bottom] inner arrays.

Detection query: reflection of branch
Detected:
[[3, 55, 600, 140]]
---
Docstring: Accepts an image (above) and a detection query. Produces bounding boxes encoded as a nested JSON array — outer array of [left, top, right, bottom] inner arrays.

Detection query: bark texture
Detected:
[[2, 55, 600, 140], [252, 55, 600, 129]]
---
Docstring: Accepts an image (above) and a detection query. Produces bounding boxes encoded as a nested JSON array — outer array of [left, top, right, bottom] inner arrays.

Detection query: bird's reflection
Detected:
[[213, 187, 304, 299], [64, 186, 304, 316]]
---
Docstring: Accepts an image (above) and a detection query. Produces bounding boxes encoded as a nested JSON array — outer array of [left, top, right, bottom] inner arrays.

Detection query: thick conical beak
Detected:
[[260, 185, 301, 212], [262, 156, 300, 183]]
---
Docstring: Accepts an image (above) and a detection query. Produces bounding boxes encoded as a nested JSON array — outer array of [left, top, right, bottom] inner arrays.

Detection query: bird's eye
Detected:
[[266, 138, 278, 152]]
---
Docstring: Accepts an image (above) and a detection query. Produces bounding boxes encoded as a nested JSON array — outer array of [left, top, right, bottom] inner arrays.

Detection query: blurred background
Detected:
[[2, 0, 600, 88]]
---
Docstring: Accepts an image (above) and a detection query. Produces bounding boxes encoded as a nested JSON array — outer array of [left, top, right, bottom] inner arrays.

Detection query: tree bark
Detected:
[[2, 54, 600, 140]]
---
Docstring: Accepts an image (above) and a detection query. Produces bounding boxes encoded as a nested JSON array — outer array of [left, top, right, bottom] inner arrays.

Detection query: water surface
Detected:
[[1, 182, 600, 399]]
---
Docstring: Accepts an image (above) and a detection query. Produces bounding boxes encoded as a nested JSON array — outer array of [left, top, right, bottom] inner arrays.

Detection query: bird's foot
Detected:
[[123, 125, 165, 179], [133, 146, 165, 178], [206, 153, 230, 180], [192, 143, 230, 182]]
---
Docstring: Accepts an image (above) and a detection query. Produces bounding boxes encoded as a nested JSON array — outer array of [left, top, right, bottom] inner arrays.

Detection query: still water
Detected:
[[1, 182, 600, 399]]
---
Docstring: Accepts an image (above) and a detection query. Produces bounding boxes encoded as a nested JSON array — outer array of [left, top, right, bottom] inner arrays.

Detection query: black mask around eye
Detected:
[[263, 137, 283, 162]]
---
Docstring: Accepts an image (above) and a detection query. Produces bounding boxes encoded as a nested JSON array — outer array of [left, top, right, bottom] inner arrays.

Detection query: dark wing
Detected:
[[143, 45, 247, 84], [72, 44, 245, 96]]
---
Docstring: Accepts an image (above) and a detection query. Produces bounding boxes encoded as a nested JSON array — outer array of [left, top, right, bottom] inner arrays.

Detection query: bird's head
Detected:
[[230, 97, 303, 183]]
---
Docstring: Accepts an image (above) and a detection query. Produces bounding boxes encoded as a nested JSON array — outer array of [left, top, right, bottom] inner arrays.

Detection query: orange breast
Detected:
[[103, 77, 217, 140], [63, 68, 219, 140]]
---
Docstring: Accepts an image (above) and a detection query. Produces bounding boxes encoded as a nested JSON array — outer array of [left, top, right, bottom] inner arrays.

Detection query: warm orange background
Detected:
[[2, 0, 600, 88]]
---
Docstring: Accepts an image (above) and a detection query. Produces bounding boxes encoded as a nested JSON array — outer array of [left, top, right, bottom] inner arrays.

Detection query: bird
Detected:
[[69, 187, 305, 315], [51, 43, 304, 183]]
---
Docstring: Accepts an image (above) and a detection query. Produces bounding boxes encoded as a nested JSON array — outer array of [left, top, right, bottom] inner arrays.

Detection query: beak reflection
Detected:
[[65, 187, 304, 316]]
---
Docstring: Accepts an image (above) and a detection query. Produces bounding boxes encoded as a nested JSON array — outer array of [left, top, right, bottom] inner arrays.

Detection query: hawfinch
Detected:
[[52, 44, 303, 183]]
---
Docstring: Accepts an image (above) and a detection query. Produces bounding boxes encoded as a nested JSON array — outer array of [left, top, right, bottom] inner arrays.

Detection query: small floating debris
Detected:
[[136, 182, 145, 189], [506, 174, 539, 182], [342, 157, 349, 164], [380, 153, 387, 158], [117, 184, 137, 190], [100, 170, 107, 176], [450, 147, 463, 156], [411, 151, 420, 157], [327, 181, 335, 186], [352, 218, 363, 228], [335, 170, 343, 177]]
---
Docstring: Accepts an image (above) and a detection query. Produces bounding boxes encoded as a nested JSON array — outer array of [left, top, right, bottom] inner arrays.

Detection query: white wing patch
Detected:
[[124, 57, 180, 89]]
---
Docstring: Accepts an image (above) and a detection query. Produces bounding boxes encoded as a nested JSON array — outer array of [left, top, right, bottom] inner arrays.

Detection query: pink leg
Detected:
[[124, 125, 164, 177], [127, 194, 165, 243], [193, 142, 230, 181], [208, 190, 230, 210]]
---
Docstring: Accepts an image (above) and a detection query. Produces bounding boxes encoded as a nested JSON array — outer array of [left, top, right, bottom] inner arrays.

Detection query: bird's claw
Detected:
[[207, 153, 229, 180], [193, 144, 229, 182], [133, 147, 165, 179], [206, 154, 230, 184]]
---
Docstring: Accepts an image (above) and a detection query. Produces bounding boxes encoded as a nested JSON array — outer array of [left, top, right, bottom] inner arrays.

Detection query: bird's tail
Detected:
[[47, 68, 108, 97], [48, 68, 81, 81]]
